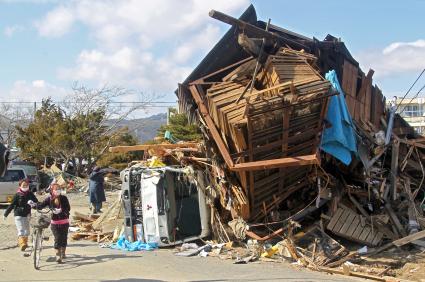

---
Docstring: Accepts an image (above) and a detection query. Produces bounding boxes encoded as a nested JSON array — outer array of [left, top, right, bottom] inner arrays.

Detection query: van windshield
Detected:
[[0, 170, 25, 182], [13, 165, 37, 175]]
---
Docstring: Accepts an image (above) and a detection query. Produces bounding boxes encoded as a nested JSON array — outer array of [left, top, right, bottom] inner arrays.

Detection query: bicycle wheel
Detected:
[[33, 228, 43, 270]]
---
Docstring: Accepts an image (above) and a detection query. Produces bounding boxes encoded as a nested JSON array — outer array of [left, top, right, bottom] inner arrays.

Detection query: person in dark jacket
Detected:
[[36, 184, 70, 263], [89, 166, 116, 214], [3, 178, 38, 251]]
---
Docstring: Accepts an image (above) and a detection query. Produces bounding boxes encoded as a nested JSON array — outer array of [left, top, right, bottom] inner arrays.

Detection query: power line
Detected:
[[399, 83, 425, 115], [395, 68, 425, 112]]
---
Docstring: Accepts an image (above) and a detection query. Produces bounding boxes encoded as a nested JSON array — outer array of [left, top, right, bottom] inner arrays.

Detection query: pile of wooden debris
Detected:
[[70, 195, 123, 243]]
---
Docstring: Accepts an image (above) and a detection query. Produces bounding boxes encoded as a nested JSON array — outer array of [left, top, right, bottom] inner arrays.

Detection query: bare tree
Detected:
[[0, 102, 34, 148], [58, 83, 157, 172]]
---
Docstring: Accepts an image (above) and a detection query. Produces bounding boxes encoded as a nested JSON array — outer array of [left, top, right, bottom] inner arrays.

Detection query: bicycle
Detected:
[[30, 208, 51, 270]]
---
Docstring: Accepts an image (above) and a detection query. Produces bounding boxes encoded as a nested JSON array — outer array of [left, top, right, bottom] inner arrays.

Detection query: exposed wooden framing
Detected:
[[341, 60, 358, 116], [398, 138, 425, 149], [189, 47, 331, 221], [278, 83, 297, 193], [188, 85, 234, 168], [355, 69, 374, 122], [246, 104, 255, 213], [190, 56, 253, 85]]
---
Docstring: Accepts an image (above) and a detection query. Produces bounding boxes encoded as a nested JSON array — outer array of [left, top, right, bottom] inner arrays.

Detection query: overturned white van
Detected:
[[121, 165, 210, 246]]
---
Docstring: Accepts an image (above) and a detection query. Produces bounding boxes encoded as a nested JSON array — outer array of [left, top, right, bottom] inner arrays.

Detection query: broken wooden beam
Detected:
[[366, 229, 425, 256], [390, 140, 399, 201], [209, 9, 310, 51], [317, 266, 388, 282], [231, 154, 319, 171], [384, 203, 407, 238], [109, 143, 199, 153], [73, 211, 99, 222]]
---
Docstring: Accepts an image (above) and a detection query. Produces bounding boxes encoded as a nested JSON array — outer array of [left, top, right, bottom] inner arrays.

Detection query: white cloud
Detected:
[[4, 80, 68, 102], [3, 25, 24, 37], [36, 6, 75, 37], [58, 46, 192, 94], [34, 0, 249, 97], [357, 39, 425, 77], [32, 80, 46, 87], [172, 24, 221, 64]]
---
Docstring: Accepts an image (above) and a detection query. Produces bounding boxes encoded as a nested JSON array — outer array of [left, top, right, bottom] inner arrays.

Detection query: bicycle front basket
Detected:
[[33, 215, 51, 228]]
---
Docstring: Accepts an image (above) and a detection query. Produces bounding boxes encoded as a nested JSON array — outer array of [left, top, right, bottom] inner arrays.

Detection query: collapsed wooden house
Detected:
[[176, 5, 414, 222], [203, 48, 333, 220]]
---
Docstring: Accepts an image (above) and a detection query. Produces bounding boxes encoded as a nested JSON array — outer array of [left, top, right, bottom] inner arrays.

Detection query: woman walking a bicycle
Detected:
[[3, 178, 38, 251], [34, 183, 71, 263]]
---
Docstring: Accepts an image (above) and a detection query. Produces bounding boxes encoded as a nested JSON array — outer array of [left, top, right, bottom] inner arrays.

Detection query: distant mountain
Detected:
[[106, 113, 167, 142]]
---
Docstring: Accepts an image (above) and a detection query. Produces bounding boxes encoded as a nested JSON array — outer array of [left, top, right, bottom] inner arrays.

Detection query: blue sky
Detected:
[[0, 0, 424, 115]]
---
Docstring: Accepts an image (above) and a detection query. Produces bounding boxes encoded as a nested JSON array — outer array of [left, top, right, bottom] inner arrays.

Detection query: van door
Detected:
[[141, 171, 161, 244], [0, 169, 25, 202], [0, 169, 25, 203]]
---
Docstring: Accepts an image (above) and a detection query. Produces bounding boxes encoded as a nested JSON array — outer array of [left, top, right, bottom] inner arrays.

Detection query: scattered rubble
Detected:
[[70, 193, 123, 243], [41, 164, 88, 192]]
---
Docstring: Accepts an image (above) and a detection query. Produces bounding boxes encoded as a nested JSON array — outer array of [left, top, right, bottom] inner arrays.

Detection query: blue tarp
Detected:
[[110, 236, 158, 252], [320, 70, 357, 165]]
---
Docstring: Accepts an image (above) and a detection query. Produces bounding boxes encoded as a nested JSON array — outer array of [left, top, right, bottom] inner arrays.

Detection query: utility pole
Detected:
[[33, 102, 37, 120], [167, 107, 171, 125]]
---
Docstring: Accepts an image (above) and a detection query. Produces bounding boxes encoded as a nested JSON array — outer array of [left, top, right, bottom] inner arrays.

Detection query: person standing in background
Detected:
[[89, 166, 117, 214]]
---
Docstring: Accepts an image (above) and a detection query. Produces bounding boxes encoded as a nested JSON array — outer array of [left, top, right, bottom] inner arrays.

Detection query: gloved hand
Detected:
[[27, 200, 36, 208], [53, 208, 62, 214]]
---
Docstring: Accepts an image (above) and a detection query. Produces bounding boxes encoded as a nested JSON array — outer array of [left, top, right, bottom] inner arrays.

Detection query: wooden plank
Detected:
[[73, 211, 99, 222], [327, 208, 344, 230], [346, 218, 360, 237], [372, 232, 384, 246], [348, 193, 369, 218], [231, 154, 318, 172], [247, 113, 255, 214], [390, 140, 399, 201], [359, 227, 371, 241], [356, 69, 374, 122], [385, 203, 407, 237], [352, 224, 364, 239], [333, 209, 350, 233], [209, 10, 310, 51], [364, 83, 372, 123], [339, 213, 356, 234], [190, 56, 253, 85], [367, 229, 425, 256], [341, 60, 358, 117], [189, 85, 235, 168], [366, 229, 377, 244], [109, 143, 199, 153], [317, 267, 386, 282]]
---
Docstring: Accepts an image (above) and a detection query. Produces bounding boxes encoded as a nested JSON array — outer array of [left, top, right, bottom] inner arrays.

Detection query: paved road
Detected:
[[0, 239, 366, 282], [0, 193, 365, 282]]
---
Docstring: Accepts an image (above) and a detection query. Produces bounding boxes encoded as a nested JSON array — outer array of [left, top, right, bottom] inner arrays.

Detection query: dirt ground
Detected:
[[0, 190, 421, 282]]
